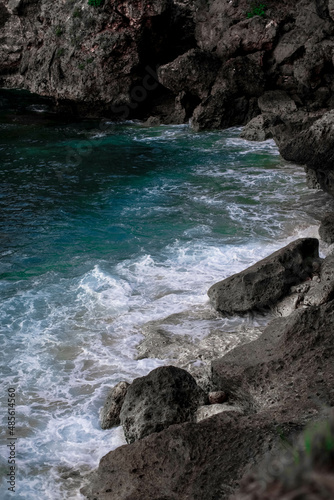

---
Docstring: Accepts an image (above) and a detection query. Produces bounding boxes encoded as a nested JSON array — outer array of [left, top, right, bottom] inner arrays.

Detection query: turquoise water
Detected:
[[0, 90, 331, 499]]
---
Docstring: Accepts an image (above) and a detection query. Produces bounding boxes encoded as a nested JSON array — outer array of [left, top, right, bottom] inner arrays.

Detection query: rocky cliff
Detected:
[[2, 0, 334, 127]]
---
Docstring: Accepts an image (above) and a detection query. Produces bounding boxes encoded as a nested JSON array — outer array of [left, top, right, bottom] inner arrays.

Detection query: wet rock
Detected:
[[319, 213, 334, 244], [208, 238, 319, 315], [120, 365, 207, 444], [100, 381, 130, 430]]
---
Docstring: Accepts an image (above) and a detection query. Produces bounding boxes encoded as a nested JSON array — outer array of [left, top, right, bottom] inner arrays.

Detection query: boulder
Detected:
[[240, 114, 273, 141], [100, 381, 130, 430], [207, 238, 319, 315], [319, 213, 334, 244], [157, 49, 221, 100], [120, 365, 207, 444]]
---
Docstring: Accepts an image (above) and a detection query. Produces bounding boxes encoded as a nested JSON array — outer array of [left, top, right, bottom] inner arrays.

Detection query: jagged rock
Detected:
[[240, 114, 273, 141], [279, 110, 334, 196], [207, 238, 319, 315], [120, 365, 207, 444], [100, 381, 130, 430], [158, 48, 221, 100], [319, 213, 334, 244]]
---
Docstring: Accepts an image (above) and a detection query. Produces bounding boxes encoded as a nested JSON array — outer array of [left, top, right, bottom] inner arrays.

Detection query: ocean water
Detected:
[[0, 90, 332, 499]]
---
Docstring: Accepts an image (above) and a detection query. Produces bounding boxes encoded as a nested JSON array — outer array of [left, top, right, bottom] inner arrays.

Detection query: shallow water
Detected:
[[0, 90, 332, 499]]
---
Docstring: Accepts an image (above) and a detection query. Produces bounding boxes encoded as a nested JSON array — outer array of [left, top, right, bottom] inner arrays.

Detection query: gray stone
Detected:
[[258, 90, 297, 116], [196, 403, 243, 422], [240, 114, 273, 142], [100, 381, 130, 430], [208, 238, 319, 315], [303, 254, 334, 306], [319, 213, 334, 244], [120, 366, 207, 444]]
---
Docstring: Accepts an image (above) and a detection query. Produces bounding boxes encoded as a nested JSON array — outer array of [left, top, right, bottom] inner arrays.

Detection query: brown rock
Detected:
[[208, 391, 228, 404]]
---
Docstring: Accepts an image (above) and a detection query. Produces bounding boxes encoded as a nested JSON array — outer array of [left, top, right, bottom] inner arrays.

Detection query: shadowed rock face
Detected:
[[207, 238, 319, 315]]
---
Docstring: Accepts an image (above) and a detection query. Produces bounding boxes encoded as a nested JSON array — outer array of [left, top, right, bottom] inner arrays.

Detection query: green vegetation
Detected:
[[57, 48, 65, 57], [78, 63, 85, 70], [55, 26, 63, 37], [73, 8, 82, 18], [88, 0, 104, 7], [87, 57, 94, 64], [246, 3, 267, 18]]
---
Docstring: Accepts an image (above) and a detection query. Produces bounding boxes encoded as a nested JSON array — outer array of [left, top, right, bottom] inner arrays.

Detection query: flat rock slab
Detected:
[[207, 238, 319, 314], [120, 365, 207, 444]]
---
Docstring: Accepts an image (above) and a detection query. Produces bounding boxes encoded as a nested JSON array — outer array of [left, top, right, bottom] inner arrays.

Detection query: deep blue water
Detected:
[[0, 90, 331, 499]]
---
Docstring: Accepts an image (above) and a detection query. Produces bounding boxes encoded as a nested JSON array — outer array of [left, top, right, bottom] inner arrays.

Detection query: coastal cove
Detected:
[[0, 90, 333, 499]]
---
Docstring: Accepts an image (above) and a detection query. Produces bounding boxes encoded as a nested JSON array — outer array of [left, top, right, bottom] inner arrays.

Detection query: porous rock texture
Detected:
[[100, 380, 129, 429], [119, 365, 207, 444], [207, 238, 319, 314]]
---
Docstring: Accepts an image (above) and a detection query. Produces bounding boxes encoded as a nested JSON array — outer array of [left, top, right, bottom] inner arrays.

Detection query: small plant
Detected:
[[246, 3, 267, 18], [55, 26, 63, 37], [87, 57, 94, 64], [57, 48, 65, 57], [88, 0, 104, 7], [78, 63, 85, 70], [73, 8, 82, 18]]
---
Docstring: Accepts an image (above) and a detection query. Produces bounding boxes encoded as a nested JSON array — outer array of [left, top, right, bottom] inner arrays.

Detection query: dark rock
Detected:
[[191, 54, 264, 131], [100, 381, 130, 430], [119, 365, 207, 444], [258, 90, 297, 116], [240, 114, 273, 142], [279, 110, 334, 196], [157, 48, 221, 100], [208, 391, 227, 404], [207, 238, 319, 315], [303, 253, 334, 306], [212, 300, 334, 412], [319, 213, 334, 244], [81, 410, 302, 500]]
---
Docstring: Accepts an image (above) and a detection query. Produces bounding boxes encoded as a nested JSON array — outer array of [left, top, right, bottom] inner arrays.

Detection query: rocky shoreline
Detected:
[[81, 236, 334, 500]]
